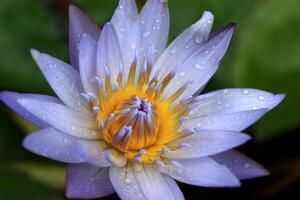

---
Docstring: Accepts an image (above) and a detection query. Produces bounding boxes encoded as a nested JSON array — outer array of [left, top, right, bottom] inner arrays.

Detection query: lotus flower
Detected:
[[0, 0, 285, 199]]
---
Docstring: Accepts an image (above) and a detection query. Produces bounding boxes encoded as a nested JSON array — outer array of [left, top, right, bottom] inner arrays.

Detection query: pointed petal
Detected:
[[111, 0, 140, 79], [97, 23, 123, 83], [17, 98, 99, 139], [153, 11, 214, 79], [211, 150, 269, 180], [140, 0, 170, 64], [66, 164, 114, 199], [23, 128, 84, 163], [79, 33, 98, 94], [159, 157, 240, 187], [163, 131, 250, 159], [109, 164, 183, 200], [23, 128, 111, 167], [31, 49, 89, 113], [182, 109, 269, 132], [162, 24, 235, 102], [69, 5, 100, 69], [191, 89, 285, 116], [0, 91, 61, 127]]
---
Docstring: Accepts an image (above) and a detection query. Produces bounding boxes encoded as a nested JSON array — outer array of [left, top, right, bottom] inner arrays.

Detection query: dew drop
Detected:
[[223, 89, 229, 94], [244, 163, 250, 169], [124, 178, 132, 185], [242, 89, 250, 95], [195, 37, 203, 44], [258, 95, 265, 101], [142, 31, 150, 38], [131, 44, 137, 50], [170, 48, 177, 54], [217, 101, 222, 105], [179, 72, 186, 77], [252, 106, 258, 110], [194, 63, 204, 70]]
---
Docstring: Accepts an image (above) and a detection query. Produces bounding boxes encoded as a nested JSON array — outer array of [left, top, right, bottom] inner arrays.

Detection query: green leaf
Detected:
[[233, 0, 300, 141], [0, 0, 67, 93], [2, 162, 66, 190], [0, 169, 63, 200], [0, 108, 28, 162]]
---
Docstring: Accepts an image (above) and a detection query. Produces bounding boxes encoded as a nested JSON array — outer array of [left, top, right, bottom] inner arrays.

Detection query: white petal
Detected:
[[162, 24, 235, 102], [111, 0, 140, 79], [23, 127, 84, 163], [79, 33, 98, 94], [159, 157, 240, 187], [66, 164, 114, 199], [0, 91, 61, 128], [211, 150, 269, 180], [23, 128, 111, 167], [78, 141, 115, 167], [17, 98, 99, 139], [109, 164, 183, 200], [191, 89, 285, 116], [140, 0, 170, 64], [181, 109, 269, 132], [31, 49, 88, 113], [163, 131, 251, 159], [97, 23, 123, 83], [163, 175, 185, 200], [69, 5, 100, 69], [153, 11, 214, 80]]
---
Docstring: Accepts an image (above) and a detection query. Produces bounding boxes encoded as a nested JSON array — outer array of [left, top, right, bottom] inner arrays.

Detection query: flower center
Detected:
[[82, 59, 196, 164]]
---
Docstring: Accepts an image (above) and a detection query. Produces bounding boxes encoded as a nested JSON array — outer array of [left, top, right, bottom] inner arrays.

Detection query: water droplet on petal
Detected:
[[242, 89, 250, 95], [258, 95, 265, 101], [179, 72, 186, 77], [194, 63, 204, 70], [244, 163, 250, 169], [195, 37, 203, 44], [142, 31, 150, 38], [124, 178, 132, 185]]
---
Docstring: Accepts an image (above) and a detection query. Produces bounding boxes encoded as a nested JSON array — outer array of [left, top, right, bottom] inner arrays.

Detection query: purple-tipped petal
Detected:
[[97, 23, 123, 83], [17, 98, 99, 139], [66, 164, 114, 199], [109, 164, 184, 200], [211, 150, 269, 180], [140, 0, 170, 64], [192, 89, 285, 116], [162, 24, 235, 103], [111, 0, 140, 78], [23, 127, 84, 163], [69, 5, 100, 69], [31, 49, 89, 113], [159, 157, 240, 187], [182, 109, 269, 132], [79, 33, 98, 94], [0, 91, 61, 128], [153, 11, 214, 80], [163, 131, 251, 159]]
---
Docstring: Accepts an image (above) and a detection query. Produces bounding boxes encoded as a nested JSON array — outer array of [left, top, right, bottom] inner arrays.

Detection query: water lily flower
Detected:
[[0, 0, 285, 199]]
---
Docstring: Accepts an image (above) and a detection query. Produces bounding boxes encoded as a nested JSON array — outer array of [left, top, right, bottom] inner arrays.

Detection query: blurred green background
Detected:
[[0, 0, 299, 199]]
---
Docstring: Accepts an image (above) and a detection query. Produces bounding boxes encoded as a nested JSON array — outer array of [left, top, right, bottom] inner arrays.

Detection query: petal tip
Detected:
[[30, 49, 40, 60]]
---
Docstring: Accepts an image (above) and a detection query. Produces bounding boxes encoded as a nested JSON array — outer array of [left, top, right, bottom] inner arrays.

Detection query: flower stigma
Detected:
[[82, 59, 196, 164]]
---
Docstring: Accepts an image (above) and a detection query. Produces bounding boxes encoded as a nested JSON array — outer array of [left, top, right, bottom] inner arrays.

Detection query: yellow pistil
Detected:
[[91, 62, 192, 164]]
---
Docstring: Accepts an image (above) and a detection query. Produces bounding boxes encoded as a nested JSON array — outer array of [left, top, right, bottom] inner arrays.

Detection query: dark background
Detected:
[[0, 0, 299, 199]]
